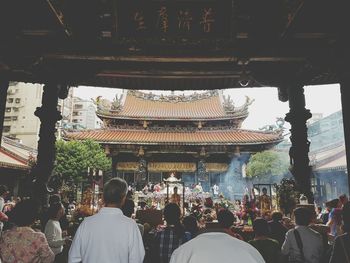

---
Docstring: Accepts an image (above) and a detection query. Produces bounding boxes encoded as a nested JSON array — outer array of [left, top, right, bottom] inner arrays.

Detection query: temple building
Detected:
[[65, 90, 283, 191]]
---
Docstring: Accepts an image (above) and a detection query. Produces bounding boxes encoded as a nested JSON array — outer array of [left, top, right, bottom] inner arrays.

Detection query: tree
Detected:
[[54, 139, 111, 184], [246, 150, 289, 181]]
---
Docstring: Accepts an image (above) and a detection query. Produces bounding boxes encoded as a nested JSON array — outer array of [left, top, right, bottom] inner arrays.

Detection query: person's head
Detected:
[[121, 199, 135, 218], [10, 199, 39, 227], [47, 202, 65, 220], [316, 206, 322, 214], [173, 186, 178, 194], [217, 209, 235, 229], [0, 185, 9, 197], [164, 203, 181, 225], [49, 194, 61, 206], [183, 215, 198, 235], [339, 194, 348, 206], [253, 218, 269, 237], [262, 188, 267, 195], [271, 211, 283, 222], [342, 202, 350, 232], [103, 178, 128, 207], [326, 198, 340, 209], [294, 207, 312, 226]]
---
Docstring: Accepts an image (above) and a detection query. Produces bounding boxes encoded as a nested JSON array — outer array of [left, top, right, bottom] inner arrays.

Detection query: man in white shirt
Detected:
[[68, 178, 145, 263], [170, 230, 265, 263], [281, 207, 323, 263]]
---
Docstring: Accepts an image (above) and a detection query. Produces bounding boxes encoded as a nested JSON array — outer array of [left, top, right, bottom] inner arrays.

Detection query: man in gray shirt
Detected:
[[281, 207, 323, 263]]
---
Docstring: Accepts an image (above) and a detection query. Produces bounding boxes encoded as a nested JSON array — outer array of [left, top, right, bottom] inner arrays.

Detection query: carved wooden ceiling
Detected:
[[0, 0, 348, 90]]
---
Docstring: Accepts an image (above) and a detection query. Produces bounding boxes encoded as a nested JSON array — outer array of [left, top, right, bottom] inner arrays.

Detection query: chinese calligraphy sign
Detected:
[[117, 0, 232, 38]]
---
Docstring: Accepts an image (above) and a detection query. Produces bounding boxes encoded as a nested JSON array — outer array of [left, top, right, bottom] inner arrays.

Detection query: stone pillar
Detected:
[[0, 79, 9, 146], [111, 155, 118, 177], [31, 84, 66, 208], [340, 79, 350, 194], [285, 85, 314, 203]]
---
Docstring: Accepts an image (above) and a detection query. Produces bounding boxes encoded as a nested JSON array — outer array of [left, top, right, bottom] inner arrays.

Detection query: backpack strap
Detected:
[[294, 229, 305, 262]]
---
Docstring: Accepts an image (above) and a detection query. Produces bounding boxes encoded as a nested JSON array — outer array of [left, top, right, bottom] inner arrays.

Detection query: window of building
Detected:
[[12, 116, 18, 121], [5, 108, 11, 112], [21, 126, 24, 128], [13, 108, 19, 112], [15, 98, 21, 103], [73, 112, 79, 116], [7, 98, 13, 103], [74, 104, 83, 109], [73, 119, 78, 123], [3, 126, 11, 132], [4, 117, 11, 121]]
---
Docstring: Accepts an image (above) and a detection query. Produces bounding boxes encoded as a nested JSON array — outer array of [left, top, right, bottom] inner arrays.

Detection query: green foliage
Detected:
[[54, 139, 111, 183], [246, 150, 289, 178]]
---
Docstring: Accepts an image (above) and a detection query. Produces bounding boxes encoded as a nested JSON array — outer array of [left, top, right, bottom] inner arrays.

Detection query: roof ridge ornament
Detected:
[[127, 89, 219, 103]]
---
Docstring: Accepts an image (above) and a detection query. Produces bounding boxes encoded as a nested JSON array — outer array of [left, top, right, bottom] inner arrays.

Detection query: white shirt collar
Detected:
[[99, 207, 123, 215]]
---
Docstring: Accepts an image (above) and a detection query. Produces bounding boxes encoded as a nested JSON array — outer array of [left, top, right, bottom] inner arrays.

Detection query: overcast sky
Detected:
[[74, 84, 341, 130]]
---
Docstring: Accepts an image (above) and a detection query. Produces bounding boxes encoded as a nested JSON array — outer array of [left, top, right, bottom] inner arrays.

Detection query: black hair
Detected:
[[183, 215, 198, 236], [49, 194, 61, 205], [122, 199, 135, 218], [164, 203, 184, 237], [0, 185, 8, 196], [10, 199, 39, 227], [294, 207, 312, 226], [253, 218, 269, 236], [271, 211, 283, 222], [47, 202, 64, 220], [103, 178, 128, 205], [217, 209, 235, 229], [326, 198, 339, 209]]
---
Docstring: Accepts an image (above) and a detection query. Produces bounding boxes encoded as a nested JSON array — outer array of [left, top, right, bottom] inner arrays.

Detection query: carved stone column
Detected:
[[0, 79, 9, 146], [285, 85, 313, 203], [111, 155, 118, 177], [340, 78, 350, 193], [31, 84, 67, 208]]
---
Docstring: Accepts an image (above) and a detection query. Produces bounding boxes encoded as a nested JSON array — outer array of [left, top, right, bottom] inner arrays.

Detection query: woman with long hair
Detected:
[[45, 202, 69, 262]]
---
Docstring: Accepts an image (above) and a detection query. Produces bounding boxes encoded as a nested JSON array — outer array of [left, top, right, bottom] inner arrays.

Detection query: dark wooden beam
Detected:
[[281, 1, 305, 39], [31, 84, 66, 209], [46, 0, 72, 37], [285, 85, 314, 203], [340, 79, 350, 195]]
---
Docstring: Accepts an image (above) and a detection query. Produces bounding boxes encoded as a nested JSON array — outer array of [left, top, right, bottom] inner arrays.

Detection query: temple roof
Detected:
[[64, 129, 283, 146], [0, 137, 35, 170], [95, 90, 253, 121], [311, 142, 347, 172]]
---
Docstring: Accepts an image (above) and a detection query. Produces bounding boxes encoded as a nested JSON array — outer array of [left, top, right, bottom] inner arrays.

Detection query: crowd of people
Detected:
[[0, 180, 349, 263]]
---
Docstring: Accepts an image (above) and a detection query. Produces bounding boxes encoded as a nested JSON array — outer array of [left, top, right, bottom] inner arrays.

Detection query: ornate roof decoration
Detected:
[[95, 90, 253, 121], [64, 129, 283, 146], [128, 89, 219, 103]]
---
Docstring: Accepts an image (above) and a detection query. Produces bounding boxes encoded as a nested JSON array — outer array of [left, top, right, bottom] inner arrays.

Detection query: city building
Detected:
[[2, 83, 100, 147], [308, 110, 348, 202], [3, 82, 43, 149], [67, 97, 101, 130], [65, 90, 283, 192]]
